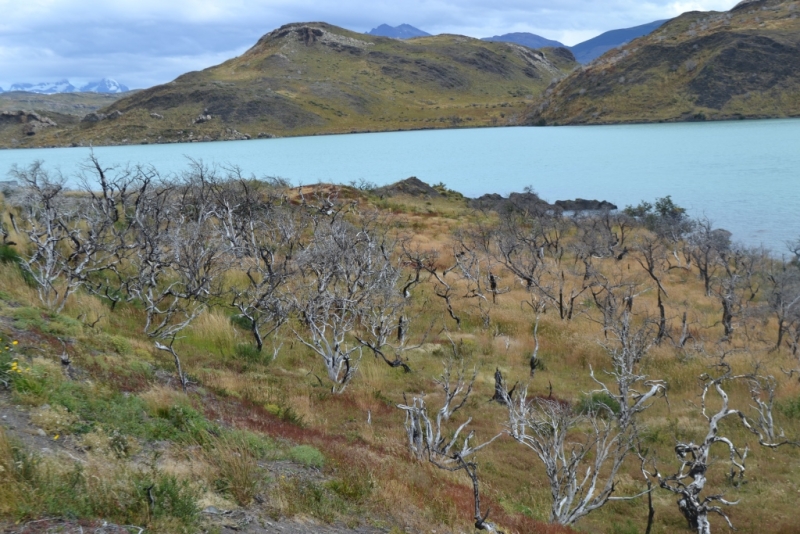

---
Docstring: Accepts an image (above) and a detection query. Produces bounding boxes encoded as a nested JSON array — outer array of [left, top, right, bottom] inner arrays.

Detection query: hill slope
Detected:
[[10, 22, 576, 148], [527, 0, 800, 125]]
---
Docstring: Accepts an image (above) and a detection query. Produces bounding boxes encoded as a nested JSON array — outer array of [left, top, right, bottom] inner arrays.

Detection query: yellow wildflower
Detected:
[[12, 341, 18, 345], [54, 435, 60, 440]]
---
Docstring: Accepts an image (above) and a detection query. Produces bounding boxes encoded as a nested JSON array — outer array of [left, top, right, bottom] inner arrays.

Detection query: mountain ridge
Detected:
[[569, 20, 668, 63], [526, 0, 800, 125], [0, 21, 576, 148]]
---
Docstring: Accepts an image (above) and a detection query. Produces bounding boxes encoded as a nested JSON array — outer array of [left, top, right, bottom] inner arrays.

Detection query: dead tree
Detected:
[[397, 358, 503, 532], [741, 373, 800, 449], [689, 219, 731, 297], [492, 210, 591, 321], [9, 158, 144, 312], [505, 304, 665, 526], [766, 262, 800, 352], [643, 367, 748, 534], [216, 176, 300, 352], [633, 235, 670, 343], [710, 247, 763, 341], [401, 243, 462, 328], [95, 169, 226, 391], [291, 213, 399, 392], [451, 229, 508, 329], [506, 390, 632, 525], [353, 244, 424, 373]]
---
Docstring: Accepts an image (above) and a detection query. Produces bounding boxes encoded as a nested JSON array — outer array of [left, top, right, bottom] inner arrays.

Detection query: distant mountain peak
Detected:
[[482, 32, 565, 50], [80, 79, 130, 94], [367, 24, 431, 39]]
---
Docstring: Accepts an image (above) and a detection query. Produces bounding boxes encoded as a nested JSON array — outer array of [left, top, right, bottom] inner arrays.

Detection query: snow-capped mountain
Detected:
[[9, 80, 77, 94], [80, 79, 130, 94]]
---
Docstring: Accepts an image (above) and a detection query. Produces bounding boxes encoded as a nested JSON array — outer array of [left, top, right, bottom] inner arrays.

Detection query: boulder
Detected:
[[81, 112, 106, 123], [150, 112, 164, 119]]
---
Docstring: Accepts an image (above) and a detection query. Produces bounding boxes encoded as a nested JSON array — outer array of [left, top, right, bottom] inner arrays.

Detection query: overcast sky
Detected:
[[0, 0, 737, 90]]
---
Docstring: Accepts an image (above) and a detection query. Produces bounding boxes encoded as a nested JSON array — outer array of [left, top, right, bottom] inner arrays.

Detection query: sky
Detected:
[[0, 0, 738, 90]]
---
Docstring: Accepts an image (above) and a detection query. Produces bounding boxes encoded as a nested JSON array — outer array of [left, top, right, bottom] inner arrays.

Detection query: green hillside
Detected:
[[1, 22, 577, 148], [527, 0, 800, 125]]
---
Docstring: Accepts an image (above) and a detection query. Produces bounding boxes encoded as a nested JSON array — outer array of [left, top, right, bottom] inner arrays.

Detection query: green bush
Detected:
[[326, 469, 373, 504], [289, 445, 325, 468], [0, 244, 20, 264], [779, 396, 800, 419], [577, 391, 621, 417], [235, 342, 267, 364]]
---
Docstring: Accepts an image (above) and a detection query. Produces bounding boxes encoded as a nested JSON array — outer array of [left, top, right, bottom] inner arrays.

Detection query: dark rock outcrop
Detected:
[[469, 191, 553, 214], [374, 177, 441, 197], [555, 198, 618, 211], [0, 110, 57, 135]]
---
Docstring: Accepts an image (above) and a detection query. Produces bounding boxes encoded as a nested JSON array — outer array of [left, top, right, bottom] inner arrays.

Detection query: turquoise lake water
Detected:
[[1, 119, 798, 252]]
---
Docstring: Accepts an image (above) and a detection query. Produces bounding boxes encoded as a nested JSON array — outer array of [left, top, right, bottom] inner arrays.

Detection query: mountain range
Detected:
[[3, 1, 800, 148], [1, 78, 130, 94], [367, 21, 668, 64], [0, 22, 577, 147]]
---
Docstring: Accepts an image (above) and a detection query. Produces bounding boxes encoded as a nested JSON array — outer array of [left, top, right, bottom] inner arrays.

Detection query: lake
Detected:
[[1, 119, 798, 253]]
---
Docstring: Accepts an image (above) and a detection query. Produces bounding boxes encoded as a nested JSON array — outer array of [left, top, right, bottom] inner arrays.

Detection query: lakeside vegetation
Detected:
[[0, 159, 799, 533]]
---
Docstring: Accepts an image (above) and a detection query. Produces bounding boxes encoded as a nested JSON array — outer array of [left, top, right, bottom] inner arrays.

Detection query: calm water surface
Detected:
[[1, 119, 798, 252]]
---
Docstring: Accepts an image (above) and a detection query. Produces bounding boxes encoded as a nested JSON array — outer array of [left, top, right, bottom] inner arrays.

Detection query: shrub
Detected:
[[289, 445, 325, 468], [779, 396, 800, 419], [577, 391, 621, 417]]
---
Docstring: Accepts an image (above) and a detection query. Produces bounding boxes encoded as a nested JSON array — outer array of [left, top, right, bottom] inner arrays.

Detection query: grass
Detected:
[[1, 188, 799, 533], [0, 427, 200, 529], [289, 444, 325, 468]]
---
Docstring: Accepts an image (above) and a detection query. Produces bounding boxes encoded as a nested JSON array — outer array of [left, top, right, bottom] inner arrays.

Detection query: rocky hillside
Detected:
[[5, 22, 577, 148], [527, 0, 800, 125]]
